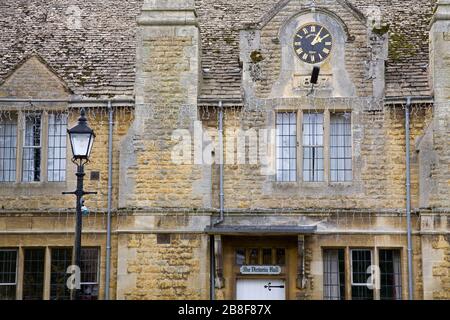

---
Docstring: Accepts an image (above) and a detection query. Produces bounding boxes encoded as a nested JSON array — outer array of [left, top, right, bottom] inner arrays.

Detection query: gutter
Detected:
[[0, 98, 134, 105]]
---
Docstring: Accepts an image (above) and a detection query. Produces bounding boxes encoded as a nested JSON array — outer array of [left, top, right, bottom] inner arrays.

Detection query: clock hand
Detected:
[[311, 34, 330, 45], [311, 27, 323, 45]]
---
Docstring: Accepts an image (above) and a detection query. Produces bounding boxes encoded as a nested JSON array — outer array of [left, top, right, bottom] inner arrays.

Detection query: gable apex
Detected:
[[251, 0, 367, 30], [0, 54, 72, 99]]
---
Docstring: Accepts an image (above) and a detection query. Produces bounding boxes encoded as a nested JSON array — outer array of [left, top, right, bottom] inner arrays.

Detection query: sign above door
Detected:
[[240, 265, 282, 275]]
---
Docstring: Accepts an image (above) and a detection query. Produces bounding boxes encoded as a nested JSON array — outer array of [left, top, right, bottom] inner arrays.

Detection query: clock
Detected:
[[293, 23, 333, 64]]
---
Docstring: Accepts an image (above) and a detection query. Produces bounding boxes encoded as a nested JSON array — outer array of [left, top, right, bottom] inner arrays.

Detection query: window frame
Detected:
[[275, 111, 298, 182], [0, 110, 69, 184], [330, 112, 353, 182], [273, 108, 353, 184], [379, 248, 403, 300], [0, 249, 19, 286], [0, 116, 18, 183], [234, 247, 286, 266], [80, 247, 101, 286], [302, 111, 325, 182], [350, 249, 373, 286], [0, 248, 18, 300], [22, 247, 46, 300], [47, 112, 68, 182], [21, 113, 43, 183], [322, 248, 346, 300]]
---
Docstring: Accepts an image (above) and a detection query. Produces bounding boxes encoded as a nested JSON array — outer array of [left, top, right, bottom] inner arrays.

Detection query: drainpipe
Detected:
[[405, 97, 414, 300], [104, 100, 114, 300], [210, 235, 215, 300], [210, 101, 224, 300], [214, 100, 225, 226]]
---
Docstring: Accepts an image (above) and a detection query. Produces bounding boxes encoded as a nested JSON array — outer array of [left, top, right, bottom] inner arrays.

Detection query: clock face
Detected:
[[293, 23, 333, 64]]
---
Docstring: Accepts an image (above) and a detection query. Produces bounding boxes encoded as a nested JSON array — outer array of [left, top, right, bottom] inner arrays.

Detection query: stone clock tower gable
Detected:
[[240, 0, 387, 100]]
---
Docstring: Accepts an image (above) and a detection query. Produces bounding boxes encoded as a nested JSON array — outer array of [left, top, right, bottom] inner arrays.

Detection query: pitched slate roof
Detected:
[[0, 0, 143, 98], [351, 0, 435, 98], [196, 0, 435, 102], [0, 0, 435, 100]]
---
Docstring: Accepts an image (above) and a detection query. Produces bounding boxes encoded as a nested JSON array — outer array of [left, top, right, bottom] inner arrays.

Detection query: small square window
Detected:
[[276, 248, 286, 266], [90, 171, 100, 181], [262, 248, 272, 265], [157, 234, 171, 245], [249, 248, 259, 265], [235, 249, 246, 266]]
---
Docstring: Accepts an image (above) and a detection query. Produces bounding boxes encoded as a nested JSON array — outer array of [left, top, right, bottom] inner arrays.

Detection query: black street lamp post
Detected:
[[63, 109, 96, 300]]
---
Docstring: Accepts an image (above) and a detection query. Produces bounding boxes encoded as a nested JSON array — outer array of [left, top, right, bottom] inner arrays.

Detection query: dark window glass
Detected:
[[323, 249, 345, 300], [351, 250, 374, 300], [50, 248, 71, 300], [22, 248, 45, 300], [80, 248, 99, 300], [0, 250, 17, 300], [235, 249, 246, 266], [157, 234, 171, 245], [262, 249, 272, 265], [276, 248, 286, 266], [380, 249, 402, 300], [50, 248, 99, 300], [249, 249, 259, 265]]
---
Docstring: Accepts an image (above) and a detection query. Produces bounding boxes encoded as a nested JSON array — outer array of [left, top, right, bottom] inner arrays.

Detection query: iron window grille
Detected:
[[351, 249, 374, 300], [276, 112, 297, 182], [379, 249, 402, 300], [330, 113, 352, 182], [79, 248, 100, 300], [303, 112, 324, 182], [234, 248, 286, 266], [0, 117, 17, 182], [22, 248, 45, 300], [0, 249, 18, 300], [323, 249, 346, 300], [50, 248, 72, 300], [50, 248, 99, 300]]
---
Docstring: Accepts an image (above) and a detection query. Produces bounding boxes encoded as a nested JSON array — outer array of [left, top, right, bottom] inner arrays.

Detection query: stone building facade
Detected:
[[0, 0, 448, 300]]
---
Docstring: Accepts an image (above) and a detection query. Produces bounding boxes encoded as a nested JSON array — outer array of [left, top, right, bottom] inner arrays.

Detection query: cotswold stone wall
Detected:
[[431, 235, 450, 299], [119, 3, 210, 210], [212, 103, 432, 211], [0, 108, 133, 212], [120, 233, 208, 300], [0, 54, 134, 212]]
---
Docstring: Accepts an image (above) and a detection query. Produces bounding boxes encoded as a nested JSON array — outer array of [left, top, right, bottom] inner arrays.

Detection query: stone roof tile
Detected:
[[0, 0, 435, 100]]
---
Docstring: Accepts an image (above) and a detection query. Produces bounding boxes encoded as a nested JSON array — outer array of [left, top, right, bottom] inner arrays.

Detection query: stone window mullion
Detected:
[[15, 111, 24, 183]]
